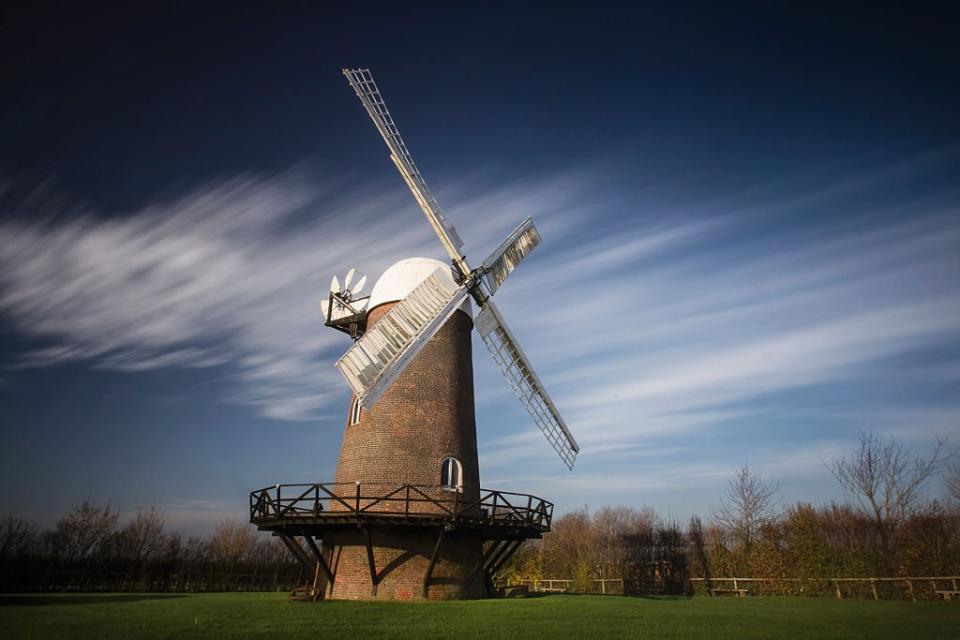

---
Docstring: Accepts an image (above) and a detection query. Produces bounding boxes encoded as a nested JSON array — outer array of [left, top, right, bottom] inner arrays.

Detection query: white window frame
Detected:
[[440, 457, 462, 492], [350, 397, 362, 425]]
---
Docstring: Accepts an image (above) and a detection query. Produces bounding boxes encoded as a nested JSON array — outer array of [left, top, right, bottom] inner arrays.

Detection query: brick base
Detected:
[[322, 527, 486, 600]]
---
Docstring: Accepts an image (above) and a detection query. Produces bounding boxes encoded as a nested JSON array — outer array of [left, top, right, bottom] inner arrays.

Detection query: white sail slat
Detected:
[[481, 217, 542, 295], [336, 268, 469, 408]]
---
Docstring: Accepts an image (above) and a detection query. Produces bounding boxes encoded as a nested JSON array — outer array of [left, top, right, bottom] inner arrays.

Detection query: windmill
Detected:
[[249, 69, 578, 601], [334, 68, 579, 470]]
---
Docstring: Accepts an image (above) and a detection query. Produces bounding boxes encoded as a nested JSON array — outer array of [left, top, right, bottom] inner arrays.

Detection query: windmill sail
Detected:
[[481, 217, 541, 295], [343, 68, 466, 268], [474, 300, 580, 470], [342, 67, 580, 470], [337, 268, 469, 408]]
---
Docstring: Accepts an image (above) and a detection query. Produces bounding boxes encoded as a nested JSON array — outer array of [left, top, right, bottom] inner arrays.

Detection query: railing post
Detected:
[[405, 485, 410, 516], [355, 481, 361, 512], [275, 484, 281, 516]]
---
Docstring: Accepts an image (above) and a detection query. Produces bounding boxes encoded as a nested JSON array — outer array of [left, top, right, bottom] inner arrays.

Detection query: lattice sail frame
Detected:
[[343, 68, 465, 267], [475, 301, 579, 470], [341, 67, 580, 469]]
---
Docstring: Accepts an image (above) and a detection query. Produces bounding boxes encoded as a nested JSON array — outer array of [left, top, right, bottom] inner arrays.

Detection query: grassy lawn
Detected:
[[1, 592, 957, 639]]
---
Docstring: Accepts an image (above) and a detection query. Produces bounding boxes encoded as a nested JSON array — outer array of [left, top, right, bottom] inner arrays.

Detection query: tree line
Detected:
[[3, 431, 957, 596], [501, 432, 960, 598], [0, 505, 300, 592]]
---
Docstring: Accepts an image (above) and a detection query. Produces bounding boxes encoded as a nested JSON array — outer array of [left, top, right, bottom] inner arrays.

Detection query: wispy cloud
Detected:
[[1, 152, 958, 514], [0, 169, 588, 421]]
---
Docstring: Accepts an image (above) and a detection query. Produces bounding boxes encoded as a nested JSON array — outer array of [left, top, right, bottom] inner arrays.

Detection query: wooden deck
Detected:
[[249, 482, 553, 539]]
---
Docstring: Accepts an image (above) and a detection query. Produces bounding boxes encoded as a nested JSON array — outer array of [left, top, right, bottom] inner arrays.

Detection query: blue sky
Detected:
[[1, 2, 958, 533]]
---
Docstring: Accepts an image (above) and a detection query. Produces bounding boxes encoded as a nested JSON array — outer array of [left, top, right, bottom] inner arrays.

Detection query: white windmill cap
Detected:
[[367, 257, 472, 314]]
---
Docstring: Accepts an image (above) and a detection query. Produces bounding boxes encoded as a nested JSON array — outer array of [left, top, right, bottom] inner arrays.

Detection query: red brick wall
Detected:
[[326, 302, 483, 599], [322, 528, 485, 600], [333, 303, 480, 500]]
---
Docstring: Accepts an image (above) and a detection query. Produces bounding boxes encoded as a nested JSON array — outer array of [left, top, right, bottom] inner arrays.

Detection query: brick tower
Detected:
[[325, 257, 484, 600]]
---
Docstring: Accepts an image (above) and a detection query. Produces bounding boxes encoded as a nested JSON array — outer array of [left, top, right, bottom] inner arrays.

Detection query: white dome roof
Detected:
[[367, 257, 472, 314]]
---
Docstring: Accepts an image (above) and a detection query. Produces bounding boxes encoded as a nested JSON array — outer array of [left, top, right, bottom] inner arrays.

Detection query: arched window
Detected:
[[440, 457, 462, 491], [350, 397, 362, 425]]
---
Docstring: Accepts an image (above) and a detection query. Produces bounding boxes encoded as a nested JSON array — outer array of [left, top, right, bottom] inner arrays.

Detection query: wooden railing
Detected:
[[690, 576, 960, 600], [513, 576, 960, 600], [249, 482, 553, 532], [512, 578, 683, 595]]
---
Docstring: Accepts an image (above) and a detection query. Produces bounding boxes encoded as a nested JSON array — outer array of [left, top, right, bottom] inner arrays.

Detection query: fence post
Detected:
[[905, 578, 915, 602], [871, 578, 878, 600], [833, 580, 842, 599]]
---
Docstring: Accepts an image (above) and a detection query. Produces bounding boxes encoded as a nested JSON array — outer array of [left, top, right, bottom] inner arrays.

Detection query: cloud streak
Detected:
[[1, 153, 958, 514], [0, 169, 589, 421]]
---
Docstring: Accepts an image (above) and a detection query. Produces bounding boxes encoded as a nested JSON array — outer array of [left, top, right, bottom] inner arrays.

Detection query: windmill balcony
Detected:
[[249, 482, 553, 536]]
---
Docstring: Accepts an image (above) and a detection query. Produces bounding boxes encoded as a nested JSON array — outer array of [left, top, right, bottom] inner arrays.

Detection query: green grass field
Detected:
[[1, 592, 957, 639]]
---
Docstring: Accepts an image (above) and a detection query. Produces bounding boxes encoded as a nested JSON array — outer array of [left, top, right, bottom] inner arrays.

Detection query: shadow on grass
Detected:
[[0, 594, 186, 607]]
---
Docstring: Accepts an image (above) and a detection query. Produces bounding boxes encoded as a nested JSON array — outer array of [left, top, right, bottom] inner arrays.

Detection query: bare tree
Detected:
[[541, 507, 595, 581], [714, 465, 780, 551], [114, 507, 168, 563], [48, 500, 119, 562], [945, 458, 960, 504], [0, 516, 38, 560], [592, 505, 657, 578], [828, 431, 946, 561], [687, 515, 711, 586], [208, 518, 258, 566]]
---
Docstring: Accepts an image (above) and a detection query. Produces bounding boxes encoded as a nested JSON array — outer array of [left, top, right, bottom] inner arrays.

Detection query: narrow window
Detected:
[[440, 457, 462, 491], [350, 397, 362, 425]]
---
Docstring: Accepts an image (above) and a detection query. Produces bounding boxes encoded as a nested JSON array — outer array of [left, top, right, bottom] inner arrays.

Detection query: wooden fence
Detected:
[[512, 576, 960, 600], [512, 578, 681, 596], [690, 576, 960, 600], [0, 566, 304, 593]]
